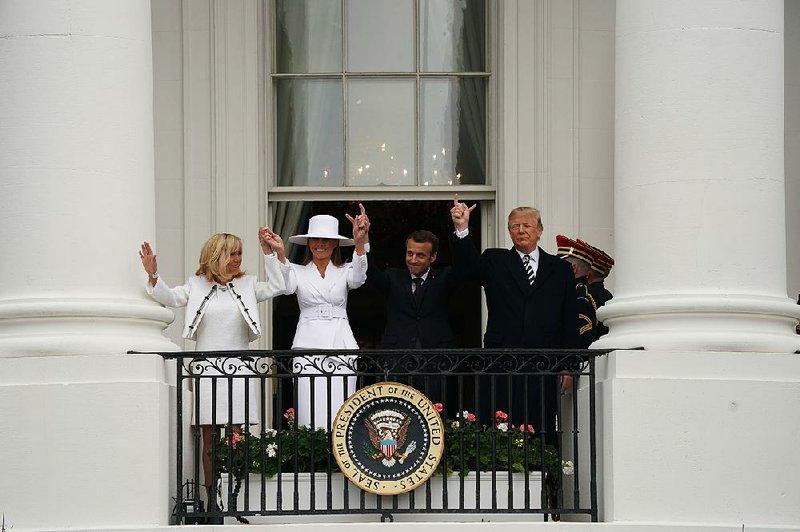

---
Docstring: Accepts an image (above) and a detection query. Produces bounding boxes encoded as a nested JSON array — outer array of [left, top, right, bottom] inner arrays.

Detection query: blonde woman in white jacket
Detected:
[[139, 229, 287, 503]]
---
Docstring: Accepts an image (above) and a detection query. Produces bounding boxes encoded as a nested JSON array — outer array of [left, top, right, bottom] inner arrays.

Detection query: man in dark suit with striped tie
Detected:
[[449, 195, 578, 442]]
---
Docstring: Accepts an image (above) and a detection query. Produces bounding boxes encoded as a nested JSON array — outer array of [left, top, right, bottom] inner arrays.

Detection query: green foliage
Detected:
[[436, 412, 562, 477], [213, 422, 331, 481], [213, 408, 564, 481]]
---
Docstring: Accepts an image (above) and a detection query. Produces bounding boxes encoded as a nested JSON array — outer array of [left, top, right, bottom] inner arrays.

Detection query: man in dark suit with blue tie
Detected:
[[366, 230, 461, 350], [449, 195, 579, 442], [364, 228, 464, 401]]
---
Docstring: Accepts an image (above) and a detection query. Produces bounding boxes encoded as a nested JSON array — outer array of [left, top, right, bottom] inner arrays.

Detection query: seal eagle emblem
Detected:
[[364, 409, 418, 467], [332, 382, 444, 495]]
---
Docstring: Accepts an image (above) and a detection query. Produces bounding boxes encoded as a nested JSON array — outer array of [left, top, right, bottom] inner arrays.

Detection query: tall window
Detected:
[[272, 0, 488, 188]]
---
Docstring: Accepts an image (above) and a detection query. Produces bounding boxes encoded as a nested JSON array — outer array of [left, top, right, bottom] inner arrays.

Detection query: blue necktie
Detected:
[[412, 277, 424, 303]]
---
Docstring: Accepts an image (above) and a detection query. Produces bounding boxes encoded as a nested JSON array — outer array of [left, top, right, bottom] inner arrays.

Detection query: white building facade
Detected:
[[0, 0, 799, 530]]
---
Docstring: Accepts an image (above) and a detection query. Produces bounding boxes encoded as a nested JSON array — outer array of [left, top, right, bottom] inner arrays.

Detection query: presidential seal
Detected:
[[331, 382, 444, 495]]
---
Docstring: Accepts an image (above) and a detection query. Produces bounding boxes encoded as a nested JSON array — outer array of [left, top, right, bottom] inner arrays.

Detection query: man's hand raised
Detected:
[[450, 193, 477, 232]]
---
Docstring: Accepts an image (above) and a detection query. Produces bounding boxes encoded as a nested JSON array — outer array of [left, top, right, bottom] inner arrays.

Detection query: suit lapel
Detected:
[[402, 268, 438, 309], [415, 269, 438, 307], [532, 249, 556, 292], [505, 248, 533, 294], [505, 247, 557, 295]]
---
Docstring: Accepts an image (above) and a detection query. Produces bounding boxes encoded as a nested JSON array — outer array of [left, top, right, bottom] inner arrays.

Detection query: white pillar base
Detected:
[[594, 350, 800, 527], [594, 294, 800, 353], [0, 354, 174, 529]]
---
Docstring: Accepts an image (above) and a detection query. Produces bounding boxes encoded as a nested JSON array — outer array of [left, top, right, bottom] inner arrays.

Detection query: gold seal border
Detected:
[[331, 382, 445, 495]]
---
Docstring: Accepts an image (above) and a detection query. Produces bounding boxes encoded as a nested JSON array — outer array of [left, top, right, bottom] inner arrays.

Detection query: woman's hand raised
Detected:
[[139, 242, 159, 286], [346, 203, 370, 254]]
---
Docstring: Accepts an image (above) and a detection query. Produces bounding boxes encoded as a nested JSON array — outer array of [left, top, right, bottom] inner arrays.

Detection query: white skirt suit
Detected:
[[146, 252, 287, 425], [284, 253, 367, 429]]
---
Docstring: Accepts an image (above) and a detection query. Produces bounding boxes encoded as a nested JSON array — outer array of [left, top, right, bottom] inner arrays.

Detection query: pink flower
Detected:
[[518, 424, 535, 434], [433, 403, 443, 413], [284, 407, 295, 421], [467, 412, 476, 423], [231, 432, 243, 448], [495, 410, 508, 422]]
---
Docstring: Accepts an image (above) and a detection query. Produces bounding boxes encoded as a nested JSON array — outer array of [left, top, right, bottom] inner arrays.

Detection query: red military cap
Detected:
[[556, 235, 594, 266], [577, 239, 615, 276]]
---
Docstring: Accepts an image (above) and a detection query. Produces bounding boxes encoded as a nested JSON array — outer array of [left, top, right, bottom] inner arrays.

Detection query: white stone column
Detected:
[[0, 0, 175, 355], [0, 1, 176, 528], [595, 0, 800, 352], [583, 2, 800, 529]]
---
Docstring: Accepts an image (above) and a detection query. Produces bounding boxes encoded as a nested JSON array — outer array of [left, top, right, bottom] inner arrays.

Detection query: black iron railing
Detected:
[[149, 348, 608, 524]]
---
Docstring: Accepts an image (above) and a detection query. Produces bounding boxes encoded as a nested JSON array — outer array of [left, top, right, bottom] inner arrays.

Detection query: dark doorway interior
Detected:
[[271, 200, 483, 352]]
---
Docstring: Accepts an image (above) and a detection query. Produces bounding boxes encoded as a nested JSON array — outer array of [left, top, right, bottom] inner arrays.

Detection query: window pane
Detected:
[[347, 79, 415, 185], [276, 0, 341, 73], [421, 0, 485, 72], [276, 79, 344, 186], [421, 78, 486, 185], [347, 0, 414, 72]]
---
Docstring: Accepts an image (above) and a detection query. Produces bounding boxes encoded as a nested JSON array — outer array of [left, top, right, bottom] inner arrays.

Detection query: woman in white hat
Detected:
[[268, 205, 369, 429]]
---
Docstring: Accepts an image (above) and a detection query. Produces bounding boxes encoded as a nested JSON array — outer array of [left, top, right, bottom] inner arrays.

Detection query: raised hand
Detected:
[[139, 242, 159, 285], [345, 203, 370, 253], [450, 193, 477, 231], [346, 203, 370, 242]]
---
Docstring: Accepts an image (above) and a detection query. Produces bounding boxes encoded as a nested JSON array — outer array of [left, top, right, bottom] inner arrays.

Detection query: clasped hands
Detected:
[[259, 227, 286, 262]]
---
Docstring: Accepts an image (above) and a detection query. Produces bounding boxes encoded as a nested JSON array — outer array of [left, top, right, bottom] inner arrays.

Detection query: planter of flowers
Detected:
[[215, 407, 573, 518]]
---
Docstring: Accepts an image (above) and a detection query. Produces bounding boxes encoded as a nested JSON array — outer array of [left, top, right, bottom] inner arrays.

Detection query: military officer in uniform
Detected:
[[556, 235, 598, 347], [578, 239, 614, 338]]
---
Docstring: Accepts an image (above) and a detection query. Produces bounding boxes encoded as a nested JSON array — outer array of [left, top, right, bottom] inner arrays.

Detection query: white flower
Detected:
[[562, 460, 574, 476], [266, 443, 277, 458], [451, 420, 460, 429], [461, 410, 469, 419], [265, 428, 277, 438], [513, 436, 524, 448], [497, 422, 508, 432]]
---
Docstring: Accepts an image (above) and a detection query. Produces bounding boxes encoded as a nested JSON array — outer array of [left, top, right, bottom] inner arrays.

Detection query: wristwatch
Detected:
[[149, 271, 159, 280]]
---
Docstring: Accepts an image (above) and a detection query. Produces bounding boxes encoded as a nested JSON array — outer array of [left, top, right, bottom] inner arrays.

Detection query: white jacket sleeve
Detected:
[[255, 252, 290, 302], [283, 261, 299, 295], [145, 277, 190, 308], [346, 252, 368, 289]]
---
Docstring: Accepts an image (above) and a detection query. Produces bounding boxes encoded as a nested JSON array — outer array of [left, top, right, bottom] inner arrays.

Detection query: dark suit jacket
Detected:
[[450, 234, 580, 439], [366, 253, 462, 349], [450, 234, 579, 349]]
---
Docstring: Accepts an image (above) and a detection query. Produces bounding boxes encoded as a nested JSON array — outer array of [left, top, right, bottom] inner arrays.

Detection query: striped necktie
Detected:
[[522, 254, 536, 285]]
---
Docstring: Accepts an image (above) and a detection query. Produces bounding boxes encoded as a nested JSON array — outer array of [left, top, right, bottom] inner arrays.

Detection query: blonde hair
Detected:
[[507, 207, 543, 230], [195, 233, 245, 284]]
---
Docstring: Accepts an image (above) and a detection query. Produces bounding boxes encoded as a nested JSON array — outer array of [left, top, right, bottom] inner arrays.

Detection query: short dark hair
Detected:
[[406, 230, 439, 255]]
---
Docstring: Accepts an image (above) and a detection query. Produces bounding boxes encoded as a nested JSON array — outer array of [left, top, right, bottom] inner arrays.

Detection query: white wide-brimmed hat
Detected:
[[288, 214, 354, 246]]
